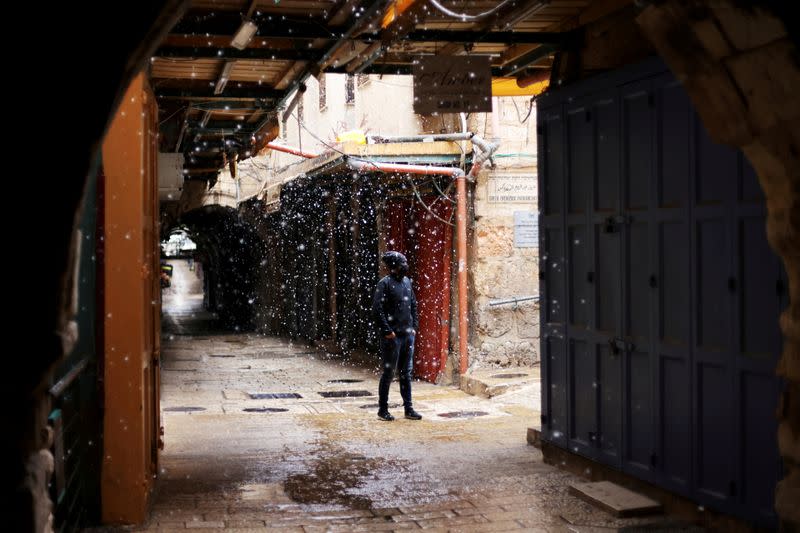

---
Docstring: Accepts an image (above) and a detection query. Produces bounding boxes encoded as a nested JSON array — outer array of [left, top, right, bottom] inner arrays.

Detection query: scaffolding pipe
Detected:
[[488, 295, 540, 307], [367, 132, 475, 143], [265, 141, 318, 159], [348, 160, 463, 177]]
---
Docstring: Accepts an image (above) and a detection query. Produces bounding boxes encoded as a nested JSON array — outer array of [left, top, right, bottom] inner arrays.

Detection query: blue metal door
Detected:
[[537, 58, 782, 527], [619, 78, 657, 482], [539, 104, 568, 448], [731, 150, 783, 523], [651, 73, 693, 496], [690, 108, 738, 509]]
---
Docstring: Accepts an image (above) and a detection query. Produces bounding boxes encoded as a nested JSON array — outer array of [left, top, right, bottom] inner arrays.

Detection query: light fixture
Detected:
[[214, 61, 235, 95], [502, 0, 550, 29], [231, 20, 258, 50]]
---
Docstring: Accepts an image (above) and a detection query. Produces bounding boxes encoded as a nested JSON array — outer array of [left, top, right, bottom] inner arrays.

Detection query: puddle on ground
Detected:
[[283, 443, 384, 509]]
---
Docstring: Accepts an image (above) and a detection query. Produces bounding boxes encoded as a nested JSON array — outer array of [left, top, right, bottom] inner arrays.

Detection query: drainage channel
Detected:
[[359, 403, 402, 410], [243, 407, 290, 413], [248, 392, 303, 399], [491, 373, 529, 379], [164, 407, 206, 413], [327, 379, 364, 384], [437, 411, 490, 419], [318, 390, 373, 398]]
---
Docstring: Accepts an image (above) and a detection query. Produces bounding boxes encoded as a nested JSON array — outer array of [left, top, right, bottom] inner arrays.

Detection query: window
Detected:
[[281, 115, 287, 140], [357, 73, 370, 88], [318, 74, 327, 111], [297, 95, 304, 122], [345, 74, 355, 105]]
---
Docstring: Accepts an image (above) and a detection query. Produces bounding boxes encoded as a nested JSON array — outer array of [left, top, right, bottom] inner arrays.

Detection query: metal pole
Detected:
[[367, 132, 475, 143], [488, 295, 540, 307], [265, 141, 318, 159], [456, 171, 469, 375]]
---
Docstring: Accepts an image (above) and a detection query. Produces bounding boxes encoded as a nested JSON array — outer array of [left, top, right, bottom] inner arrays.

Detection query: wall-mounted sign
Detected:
[[514, 211, 539, 248], [488, 174, 537, 203], [413, 56, 492, 114]]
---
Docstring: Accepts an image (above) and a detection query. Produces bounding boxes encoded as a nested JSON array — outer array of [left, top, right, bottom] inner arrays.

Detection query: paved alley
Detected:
[[112, 263, 701, 532]]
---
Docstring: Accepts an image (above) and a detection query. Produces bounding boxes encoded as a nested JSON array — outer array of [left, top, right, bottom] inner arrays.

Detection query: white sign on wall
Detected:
[[488, 174, 537, 203], [413, 56, 492, 114], [514, 211, 539, 248]]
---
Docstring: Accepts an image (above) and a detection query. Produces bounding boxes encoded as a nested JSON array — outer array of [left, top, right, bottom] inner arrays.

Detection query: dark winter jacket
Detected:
[[372, 275, 418, 336]]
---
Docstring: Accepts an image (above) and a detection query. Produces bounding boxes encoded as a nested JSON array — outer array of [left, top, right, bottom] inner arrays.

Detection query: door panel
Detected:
[[696, 362, 732, 499], [598, 343, 622, 464], [626, 348, 654, 473], [569, 339, 597, 454], [696, 219, 729, 352], [545, 335, 568, 444], [569, 226, 589, 328], [659, 356, 691, 487]]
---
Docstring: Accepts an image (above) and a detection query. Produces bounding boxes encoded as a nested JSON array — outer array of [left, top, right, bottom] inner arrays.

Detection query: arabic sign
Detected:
[[487, 174, 537, 203], [413, 56, 492, 113], [514, 211, 539, 248]]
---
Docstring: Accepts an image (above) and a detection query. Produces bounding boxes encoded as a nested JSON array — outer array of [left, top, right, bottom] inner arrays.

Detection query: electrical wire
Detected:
[[159, 104, 189, 126], [511, 96, 536, 124], [291, 112, 457, 226], [428, 0, 515, 21]]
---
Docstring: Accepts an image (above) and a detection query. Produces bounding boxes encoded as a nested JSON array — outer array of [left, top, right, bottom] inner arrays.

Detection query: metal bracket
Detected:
[[603, 214, 630, 233], [608, 337, 635, 355]]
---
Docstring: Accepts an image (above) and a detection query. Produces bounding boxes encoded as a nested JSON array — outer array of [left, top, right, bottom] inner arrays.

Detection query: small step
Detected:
[[569, 481, 662, 517]]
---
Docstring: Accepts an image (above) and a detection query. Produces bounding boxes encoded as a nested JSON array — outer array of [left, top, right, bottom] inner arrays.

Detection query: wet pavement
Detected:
[[110, 262, 702, 532]]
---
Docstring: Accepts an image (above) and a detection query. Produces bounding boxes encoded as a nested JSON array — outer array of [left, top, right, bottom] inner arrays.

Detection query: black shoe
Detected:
[[404, 409, 422, 420], [377, 410, 395, 421]]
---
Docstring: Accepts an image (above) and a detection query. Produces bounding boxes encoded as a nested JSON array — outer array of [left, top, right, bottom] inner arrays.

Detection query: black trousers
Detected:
[[378, 332, 415, 411]]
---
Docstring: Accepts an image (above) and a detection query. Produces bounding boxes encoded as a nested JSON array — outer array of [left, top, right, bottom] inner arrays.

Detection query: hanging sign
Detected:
[[413, 56, 492, 113]]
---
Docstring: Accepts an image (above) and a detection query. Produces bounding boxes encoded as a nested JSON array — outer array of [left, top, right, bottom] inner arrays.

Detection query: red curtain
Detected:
[[383, 195, 453, 382]]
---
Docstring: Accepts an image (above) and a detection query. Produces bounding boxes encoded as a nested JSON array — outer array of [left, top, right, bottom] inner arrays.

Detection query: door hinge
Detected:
[[728, 277, 738, 292], [649, 275, 658, 289], [541, 414, 549, 425], [650, 453, 657, 467], [729, 480, 737, 496], [777, 278, 785, 296], [586, 271, 595, 284], [585, 110, 592, 122]]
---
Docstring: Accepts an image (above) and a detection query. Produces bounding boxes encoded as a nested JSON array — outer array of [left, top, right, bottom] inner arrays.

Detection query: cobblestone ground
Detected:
[[105, 264, 701, 532]]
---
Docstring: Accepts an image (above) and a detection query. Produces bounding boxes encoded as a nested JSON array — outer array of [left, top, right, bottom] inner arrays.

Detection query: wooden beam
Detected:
[[155, 46, 324, 61], [393, 30, 566, 44], [274, 61, 308, 91], [155, 87, 283, 99], [171, 13, 332, 39], [498, 44, 558, 76], [162, 34, 300, 50]]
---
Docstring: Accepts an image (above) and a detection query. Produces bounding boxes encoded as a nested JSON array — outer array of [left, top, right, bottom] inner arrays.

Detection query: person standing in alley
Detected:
[[372, 251, 423, 421]]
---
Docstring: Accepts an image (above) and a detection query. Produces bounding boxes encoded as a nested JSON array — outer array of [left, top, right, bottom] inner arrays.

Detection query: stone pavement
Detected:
[[91, 329, 703, 533], [97, 272, 701, 532]]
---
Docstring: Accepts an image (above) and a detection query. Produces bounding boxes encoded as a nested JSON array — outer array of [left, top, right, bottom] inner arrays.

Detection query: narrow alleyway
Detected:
[[127, 263, 702, 532]]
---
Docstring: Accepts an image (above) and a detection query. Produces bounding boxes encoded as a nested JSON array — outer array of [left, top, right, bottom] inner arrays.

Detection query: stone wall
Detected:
[[468, 97, 540, 368]]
